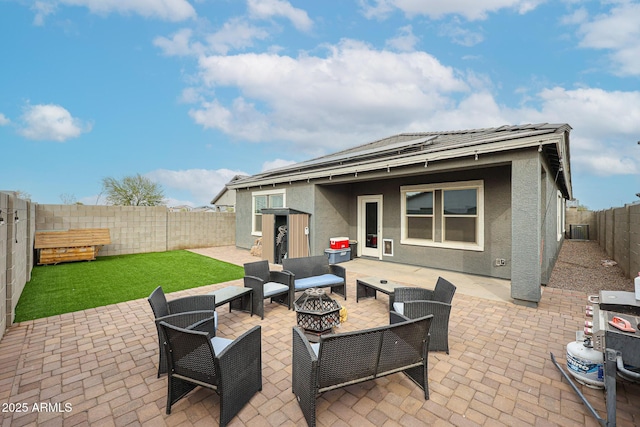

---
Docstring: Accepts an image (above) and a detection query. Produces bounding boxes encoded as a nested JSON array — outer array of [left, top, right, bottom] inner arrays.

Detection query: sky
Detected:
[[1, 0, 639, 210]]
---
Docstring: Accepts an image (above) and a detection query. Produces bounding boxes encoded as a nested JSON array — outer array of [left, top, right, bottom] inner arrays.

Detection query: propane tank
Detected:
[[566, 335, 604, 389]]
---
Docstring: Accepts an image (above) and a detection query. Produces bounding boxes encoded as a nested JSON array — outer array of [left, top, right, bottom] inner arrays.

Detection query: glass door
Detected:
[[358, 195, 382, 259]]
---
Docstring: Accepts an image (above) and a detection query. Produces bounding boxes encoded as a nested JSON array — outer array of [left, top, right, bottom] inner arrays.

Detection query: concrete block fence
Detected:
[[0, 198, 236, 341], [595, 203, 640, 280]]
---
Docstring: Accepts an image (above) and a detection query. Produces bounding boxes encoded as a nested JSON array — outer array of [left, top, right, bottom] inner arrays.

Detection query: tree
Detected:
[[101, 174, 165, 206]]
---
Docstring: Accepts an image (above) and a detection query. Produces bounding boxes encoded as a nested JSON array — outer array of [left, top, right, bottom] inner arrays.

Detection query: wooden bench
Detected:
[[292, 313, 433, 427], [34, 228, 111, 265]]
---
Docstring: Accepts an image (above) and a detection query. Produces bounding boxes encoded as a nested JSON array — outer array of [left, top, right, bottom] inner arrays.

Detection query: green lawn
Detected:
[[15, 250, 244, 322]]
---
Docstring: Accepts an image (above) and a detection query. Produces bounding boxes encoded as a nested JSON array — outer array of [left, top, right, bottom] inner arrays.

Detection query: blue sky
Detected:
[[1, 0, 639, 210]]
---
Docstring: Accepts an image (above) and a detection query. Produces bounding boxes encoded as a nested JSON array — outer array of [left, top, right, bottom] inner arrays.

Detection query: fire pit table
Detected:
[[294, 288, 341, 341]]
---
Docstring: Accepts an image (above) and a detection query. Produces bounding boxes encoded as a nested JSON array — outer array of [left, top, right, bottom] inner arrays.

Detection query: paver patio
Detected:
[[1, 246, 639, 426]]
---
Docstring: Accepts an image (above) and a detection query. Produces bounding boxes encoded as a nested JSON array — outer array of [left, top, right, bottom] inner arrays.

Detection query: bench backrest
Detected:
[[316, 315, 432, 390], [282, 255, 330, 279]]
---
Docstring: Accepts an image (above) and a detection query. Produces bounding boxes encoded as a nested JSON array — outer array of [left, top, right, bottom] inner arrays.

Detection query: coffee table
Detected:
[[356, 277, 403, 310], [207, 286, 253, 316]]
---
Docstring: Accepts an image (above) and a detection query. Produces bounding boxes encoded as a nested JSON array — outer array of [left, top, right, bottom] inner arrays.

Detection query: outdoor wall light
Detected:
[[538, 144, 543, 152], [14, 213, 19, 223], [474, 151, 479, 161]]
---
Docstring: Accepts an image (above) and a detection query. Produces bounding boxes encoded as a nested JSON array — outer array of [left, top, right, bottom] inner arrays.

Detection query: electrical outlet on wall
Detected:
[[495, 258, 506, 267]]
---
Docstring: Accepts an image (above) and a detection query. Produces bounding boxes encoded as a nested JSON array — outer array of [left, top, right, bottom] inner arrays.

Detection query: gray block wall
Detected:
[[35, 205, 236, 256]]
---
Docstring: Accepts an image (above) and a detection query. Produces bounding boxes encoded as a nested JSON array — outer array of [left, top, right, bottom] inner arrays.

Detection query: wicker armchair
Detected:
[[156, 321, 262, 427], [243, 260, 294, 319], [148, 286, 217, 376], [390, 277, 456, 353]]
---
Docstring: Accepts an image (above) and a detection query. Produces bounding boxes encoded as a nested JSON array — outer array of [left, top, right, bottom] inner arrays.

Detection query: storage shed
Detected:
[[261, 208, 310, 264]]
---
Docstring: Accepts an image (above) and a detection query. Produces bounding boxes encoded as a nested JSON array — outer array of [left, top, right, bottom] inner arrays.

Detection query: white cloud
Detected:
[[360, 0, 545, 21], [0, 113, 10, 126], [438, 19, 484, 46], [385, 25, 419, 52], [205, 18, 270, 54], [190, 39, 468, 151], [18, 104, 91, 142], [31, 1, 57, 26], [33, 0, 195, 23], [154, 20, 270, 57], [262, 159, 297, 171], [511, 87, 640, 176], [154, 28, 205, 57], [146, 168, 248, 205], [247, 0, 313, 31], [569, 2, 640, 76]]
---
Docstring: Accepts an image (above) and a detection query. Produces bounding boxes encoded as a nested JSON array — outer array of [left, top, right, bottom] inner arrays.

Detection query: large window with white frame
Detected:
[[401, 180, 484, 251], [252, 189, 285, 236]]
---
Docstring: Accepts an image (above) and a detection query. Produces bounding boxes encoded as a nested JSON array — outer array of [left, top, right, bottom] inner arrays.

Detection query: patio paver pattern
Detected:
[[1, 247, 639, 426]]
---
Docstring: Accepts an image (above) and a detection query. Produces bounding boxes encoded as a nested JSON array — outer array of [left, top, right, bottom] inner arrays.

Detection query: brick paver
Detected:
[[0, 246, 639, 426]]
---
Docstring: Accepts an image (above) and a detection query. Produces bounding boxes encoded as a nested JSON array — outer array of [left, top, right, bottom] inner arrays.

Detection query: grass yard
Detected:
[[15, 250, 244, 322]]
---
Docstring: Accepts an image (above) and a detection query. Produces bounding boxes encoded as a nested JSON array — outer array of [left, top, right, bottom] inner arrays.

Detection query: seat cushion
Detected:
[[310, 342, 320, 356], [264, 282, 289, 298], [393, 302, 405, 315], [211, 336, 233, 354], [295, 274, 343, 290]]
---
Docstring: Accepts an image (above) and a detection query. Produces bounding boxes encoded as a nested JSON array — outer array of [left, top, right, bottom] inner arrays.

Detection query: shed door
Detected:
[[358, 195, 382, 259]]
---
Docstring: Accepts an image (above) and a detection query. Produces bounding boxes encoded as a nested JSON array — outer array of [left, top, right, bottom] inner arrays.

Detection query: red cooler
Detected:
[[329, 237, 349, 249]]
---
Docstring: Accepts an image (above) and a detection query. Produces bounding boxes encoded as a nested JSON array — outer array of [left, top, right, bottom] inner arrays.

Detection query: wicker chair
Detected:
[[390, 277, 456, 353], [156, 321, 262, 427], [243, 260, 293, 319], [148, 286, 217, 377]]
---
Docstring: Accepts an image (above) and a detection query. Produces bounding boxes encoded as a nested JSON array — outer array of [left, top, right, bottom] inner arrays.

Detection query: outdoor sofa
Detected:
[[282, 255, 347, 299], [292, 313, 433, 427]]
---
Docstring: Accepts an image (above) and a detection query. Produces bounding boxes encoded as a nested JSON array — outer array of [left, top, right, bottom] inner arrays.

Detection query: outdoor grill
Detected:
[[552, 290, 640, 427], [294, 288, 341, 336]]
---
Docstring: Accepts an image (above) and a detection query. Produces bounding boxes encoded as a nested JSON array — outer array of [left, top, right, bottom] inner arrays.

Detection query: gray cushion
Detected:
[[393, 302, 404, 315], [295, 274, 343, 290], [264, 281, 289, 297], [211, 336, 232, 354], [310, 342, 320, 356]]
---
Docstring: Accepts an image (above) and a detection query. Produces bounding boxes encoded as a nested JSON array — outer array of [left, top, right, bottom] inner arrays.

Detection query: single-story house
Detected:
[[211, 175, 247, 212], [227, 123, 572, 306]]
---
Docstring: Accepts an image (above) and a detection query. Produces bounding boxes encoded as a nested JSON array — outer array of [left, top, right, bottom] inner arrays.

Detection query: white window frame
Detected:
[[252, 189, 286, 236], [401, 180, 484, 251]]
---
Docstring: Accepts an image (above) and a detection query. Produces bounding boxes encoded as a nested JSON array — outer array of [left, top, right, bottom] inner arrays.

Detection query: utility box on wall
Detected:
[[261, 208, 310, 264]]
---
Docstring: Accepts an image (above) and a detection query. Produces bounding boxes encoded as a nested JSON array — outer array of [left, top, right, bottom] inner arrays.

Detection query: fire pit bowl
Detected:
[[294, 288, 341, 336]]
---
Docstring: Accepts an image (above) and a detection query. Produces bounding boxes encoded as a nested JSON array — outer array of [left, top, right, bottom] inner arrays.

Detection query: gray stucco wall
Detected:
[[510, 152, 542, 304]]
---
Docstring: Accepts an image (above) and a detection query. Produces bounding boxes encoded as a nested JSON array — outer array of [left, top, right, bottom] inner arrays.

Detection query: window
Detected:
[[252, 189, 285, 235], [401, 180, 484, 251]]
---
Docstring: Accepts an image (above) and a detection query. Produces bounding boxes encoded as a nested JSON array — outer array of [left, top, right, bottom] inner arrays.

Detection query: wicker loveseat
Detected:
[[282, 255, 346, 299], [292, 313, 433, 427]]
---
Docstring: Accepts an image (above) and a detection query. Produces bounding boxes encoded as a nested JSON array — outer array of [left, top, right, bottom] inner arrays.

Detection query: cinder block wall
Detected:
[[35, 205, 236, 256], [0, 193, 7, 341], [594, 204, 640, 280], [0, 192, 35, 342], [167, 211, 235, 250]]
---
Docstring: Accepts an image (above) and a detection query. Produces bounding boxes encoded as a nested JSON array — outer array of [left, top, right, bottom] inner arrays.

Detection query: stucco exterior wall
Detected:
[[510, 152, 542, 304]]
